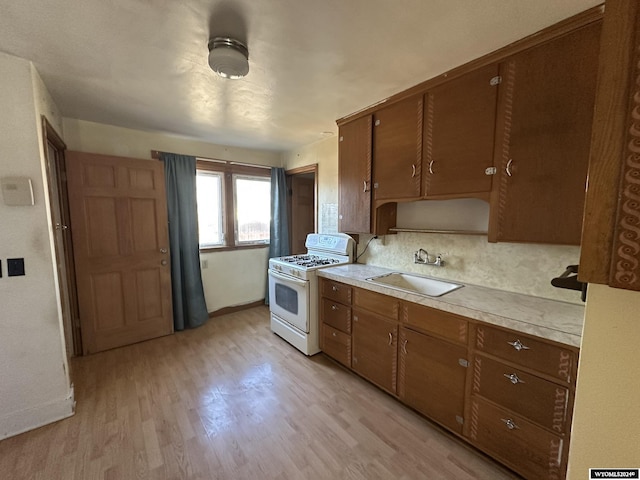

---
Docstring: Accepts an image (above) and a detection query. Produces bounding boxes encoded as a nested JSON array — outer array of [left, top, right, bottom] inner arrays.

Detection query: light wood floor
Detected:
[[0, 306, 519, 480]]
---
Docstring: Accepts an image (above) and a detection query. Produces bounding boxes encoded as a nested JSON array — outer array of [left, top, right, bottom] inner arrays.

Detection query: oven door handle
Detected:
[[269, 269, 308, 287]]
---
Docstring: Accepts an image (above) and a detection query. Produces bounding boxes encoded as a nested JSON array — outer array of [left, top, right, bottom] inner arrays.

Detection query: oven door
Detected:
[[268, 269, 310, 333]]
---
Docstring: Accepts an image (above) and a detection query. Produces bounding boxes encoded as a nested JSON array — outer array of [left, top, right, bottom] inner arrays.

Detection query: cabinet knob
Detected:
[[353, 315, 358, 322], [331, 304, 338, 311], [160, 248, 168, 254], [507, 339, 530, 351], [501, 418, 519, 430], [503, 373, 525, 385], [332, 286, 338, 292], [332, 332, 337, 337]]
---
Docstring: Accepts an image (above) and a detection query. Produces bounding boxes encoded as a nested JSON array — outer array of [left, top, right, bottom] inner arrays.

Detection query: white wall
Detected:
[[0, 52, 73, 439], [62, 119, 282, 313], [567, 284, 640, 477]]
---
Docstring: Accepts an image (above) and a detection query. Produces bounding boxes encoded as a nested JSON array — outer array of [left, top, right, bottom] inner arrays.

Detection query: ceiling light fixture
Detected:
[[208, 37, 249, 79]]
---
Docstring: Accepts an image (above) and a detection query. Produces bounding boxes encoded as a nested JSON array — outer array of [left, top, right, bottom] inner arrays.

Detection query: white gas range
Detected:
[[268, 233, 355, 355]]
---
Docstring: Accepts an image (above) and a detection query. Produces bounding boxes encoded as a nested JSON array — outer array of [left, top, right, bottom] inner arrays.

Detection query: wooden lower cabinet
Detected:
[[352, 308, 398, 394], [319, 280, 577, 479], [469, 396, 566, 480], [398, 327, 468, 434]]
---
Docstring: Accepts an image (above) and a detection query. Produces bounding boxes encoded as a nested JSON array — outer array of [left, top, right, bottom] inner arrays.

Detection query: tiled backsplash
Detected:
[[356, 232, 583, 304]]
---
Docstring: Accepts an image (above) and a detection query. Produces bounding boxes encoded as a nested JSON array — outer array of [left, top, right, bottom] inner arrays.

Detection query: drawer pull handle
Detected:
[[388, 332, 393, 346], [401, 339, 408, 354], [501, 418, 519, 430], [332, 286, 338, 292], [507, 339, 530, 351], [504, 373, 525, 385], [331, 304, 338, 311], [332, 332, 337, 337]]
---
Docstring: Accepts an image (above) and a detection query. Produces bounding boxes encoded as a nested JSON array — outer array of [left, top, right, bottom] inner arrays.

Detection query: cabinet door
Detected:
[[338, 116, 372, 233], [490, 22, 602, 244], [398, 328, 468, 434], [372, 96, 423, 201], [352, 309, 398, 393], [423, 64, 500, 197]]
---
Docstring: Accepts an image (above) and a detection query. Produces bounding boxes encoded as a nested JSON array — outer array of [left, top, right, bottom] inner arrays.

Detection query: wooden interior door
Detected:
[[66, 151, 173, 354], [289, 173, 315, 254]]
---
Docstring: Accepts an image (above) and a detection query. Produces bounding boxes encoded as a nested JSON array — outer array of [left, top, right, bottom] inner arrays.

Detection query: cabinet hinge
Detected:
[[484, 166, 497, 176], [456, 415, 464, 425], [458, 358, 469, 368], [339, 136, 344, 142], [490, 75, 502, 86]]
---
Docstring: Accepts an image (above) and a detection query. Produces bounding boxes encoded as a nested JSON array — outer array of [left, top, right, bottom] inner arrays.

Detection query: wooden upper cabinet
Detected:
[[338, 116, 373, 233], [372, 95, 423, 201], [489, 22, 602, 244], [423, 64, 500, 197]]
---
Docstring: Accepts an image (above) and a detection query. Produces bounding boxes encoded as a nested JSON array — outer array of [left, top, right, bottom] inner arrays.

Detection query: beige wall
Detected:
[[63, 118, 282, 313], [63, 118, 283, 166], [567, 284, 640, 477], [283, 135, 338, 232], [0, 53, 73, 439]]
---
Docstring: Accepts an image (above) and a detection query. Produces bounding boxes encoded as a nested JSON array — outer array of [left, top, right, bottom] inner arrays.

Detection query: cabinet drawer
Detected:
[[353, 288, 399, 319], [322, 324, 351, 368], [475, 324, 576, 383], [321, 279, 352, 305], [472, 354, 569, 433], [469, 396, 565, 480], [402, 303, 468, 345], [321, 298, 351, 334]]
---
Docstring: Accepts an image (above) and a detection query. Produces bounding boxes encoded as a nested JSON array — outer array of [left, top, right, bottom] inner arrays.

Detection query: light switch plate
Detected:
[[1, 177, 34, 206]]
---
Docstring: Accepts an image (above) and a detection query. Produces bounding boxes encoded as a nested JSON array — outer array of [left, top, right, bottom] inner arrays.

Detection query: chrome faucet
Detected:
[[414, 248, 445, 267]]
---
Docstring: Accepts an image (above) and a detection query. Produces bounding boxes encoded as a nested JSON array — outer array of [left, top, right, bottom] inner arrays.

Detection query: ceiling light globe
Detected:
[[208, 37, 249, 79]]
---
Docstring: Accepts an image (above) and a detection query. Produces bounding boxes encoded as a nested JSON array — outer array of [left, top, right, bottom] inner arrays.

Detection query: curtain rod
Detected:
[[150, 149, 273, 170]]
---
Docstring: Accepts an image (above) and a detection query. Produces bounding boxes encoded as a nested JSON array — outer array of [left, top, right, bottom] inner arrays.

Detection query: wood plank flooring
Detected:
[[0, 306, 519, 479]]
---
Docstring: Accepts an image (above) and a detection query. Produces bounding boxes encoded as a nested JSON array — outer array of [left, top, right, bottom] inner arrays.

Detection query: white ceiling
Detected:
[[0, 0, 601, 152]]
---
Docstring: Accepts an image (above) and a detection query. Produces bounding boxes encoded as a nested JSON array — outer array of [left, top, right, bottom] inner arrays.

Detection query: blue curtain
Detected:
[[266, 167, 290, 303], [160, 153, 209, 330]]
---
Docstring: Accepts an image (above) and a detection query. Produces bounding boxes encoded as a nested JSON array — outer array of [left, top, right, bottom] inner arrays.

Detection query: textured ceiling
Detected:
[[0, 0, 601, 152]]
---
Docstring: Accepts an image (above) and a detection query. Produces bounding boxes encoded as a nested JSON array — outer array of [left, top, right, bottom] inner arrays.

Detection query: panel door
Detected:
[[490, 22, 602, 244], [398, 328, 468, 434], [424, 63, 500, 196], [338, 116, 372, 233], [372, 96, 423, 201], [66, 151, 173, 354], [352, 309, 398, 393]]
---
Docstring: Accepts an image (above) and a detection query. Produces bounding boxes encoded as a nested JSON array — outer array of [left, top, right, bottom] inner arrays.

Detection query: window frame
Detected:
[[196, 169, 225, 248], [196, 159, 271, 253]]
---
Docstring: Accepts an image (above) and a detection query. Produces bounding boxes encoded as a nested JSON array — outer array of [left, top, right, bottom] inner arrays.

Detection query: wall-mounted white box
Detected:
[[1, 177, 34, 206]]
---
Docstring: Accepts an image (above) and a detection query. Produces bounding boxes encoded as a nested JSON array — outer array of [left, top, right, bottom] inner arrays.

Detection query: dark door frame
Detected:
[[42, 116, 82, 356], [286, 164, 318, 252]]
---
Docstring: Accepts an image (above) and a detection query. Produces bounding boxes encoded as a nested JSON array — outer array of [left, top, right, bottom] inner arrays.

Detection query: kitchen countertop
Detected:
[[317, 264, 585, 348]]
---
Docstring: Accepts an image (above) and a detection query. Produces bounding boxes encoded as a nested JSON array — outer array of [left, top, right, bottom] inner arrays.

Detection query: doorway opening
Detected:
[[42, 117, 82, 357], [286, 164, 317, 255]]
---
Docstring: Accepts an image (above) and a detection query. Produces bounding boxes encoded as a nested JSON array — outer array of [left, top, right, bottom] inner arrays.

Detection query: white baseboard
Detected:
[[0, 385, 75, 440]]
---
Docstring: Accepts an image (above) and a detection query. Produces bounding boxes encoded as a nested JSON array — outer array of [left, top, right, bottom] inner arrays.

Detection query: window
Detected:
[[196, 171, 224, 247], [196, 160, 271, 250], [233, 174, 271, 244]]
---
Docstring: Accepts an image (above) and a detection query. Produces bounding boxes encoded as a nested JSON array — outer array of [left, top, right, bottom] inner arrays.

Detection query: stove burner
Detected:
[[280, 254, 340, 268]]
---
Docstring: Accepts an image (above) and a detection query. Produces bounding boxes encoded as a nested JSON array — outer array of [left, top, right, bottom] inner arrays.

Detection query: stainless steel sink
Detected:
[[366, 272, 463, 297]]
